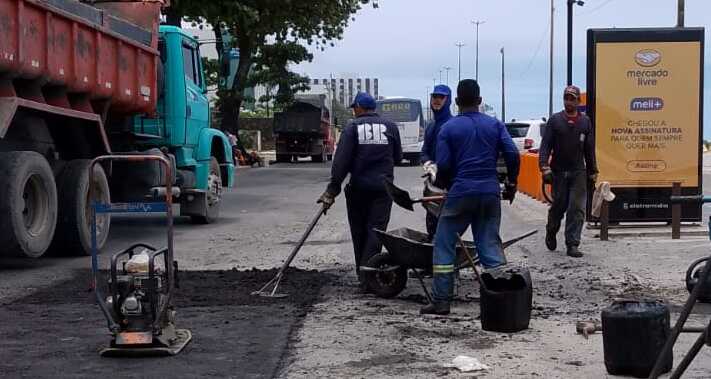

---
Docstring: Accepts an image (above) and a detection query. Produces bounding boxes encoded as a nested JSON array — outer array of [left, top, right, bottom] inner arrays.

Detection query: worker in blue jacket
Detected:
[[318, 92, 402, 291], [421, 84, 452, 240], [421, 79, 520, 315]]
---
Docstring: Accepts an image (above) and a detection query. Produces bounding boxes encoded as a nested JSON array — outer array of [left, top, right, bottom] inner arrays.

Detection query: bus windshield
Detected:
[[376, 100, 420, 123]]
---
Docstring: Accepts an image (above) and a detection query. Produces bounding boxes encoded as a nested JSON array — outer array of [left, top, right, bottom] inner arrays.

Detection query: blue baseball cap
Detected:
[[350, 92, 376, 110], [431, 84, 450, 97]]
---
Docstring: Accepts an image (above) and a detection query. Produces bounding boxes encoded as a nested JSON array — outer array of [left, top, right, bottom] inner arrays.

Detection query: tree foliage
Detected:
[[247, 41, 312, 109], [165, 0, 376, 133]]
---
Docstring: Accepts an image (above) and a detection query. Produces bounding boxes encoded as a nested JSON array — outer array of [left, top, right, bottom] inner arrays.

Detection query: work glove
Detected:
[[502, 180, 517, 204], [588, 172, 598, 183], [541, 166, 553, 184], [317, 191, 336, 214], [422, 161, 438, 183]]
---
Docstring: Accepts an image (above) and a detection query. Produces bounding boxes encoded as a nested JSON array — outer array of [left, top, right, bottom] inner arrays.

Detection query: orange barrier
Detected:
[[517, 152, 550, 203]]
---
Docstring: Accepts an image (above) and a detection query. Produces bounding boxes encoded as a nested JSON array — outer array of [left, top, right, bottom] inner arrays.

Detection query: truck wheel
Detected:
[[51, 160, 111, 256], [191, 157, 222, 224], [0, 151, 58, 258], [363, 253, 407, 298]]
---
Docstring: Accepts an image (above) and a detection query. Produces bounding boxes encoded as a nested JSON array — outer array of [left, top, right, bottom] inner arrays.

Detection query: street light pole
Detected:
[[549, 0, 554, 117], [567, 0, 584, 86], [443, 66, 452, 87], [456, 43, 465, 83], [677, 0, 685, 27], [439, 70, 443, 84], [501, 47, 505, 122], [472, 20, 485, 81]]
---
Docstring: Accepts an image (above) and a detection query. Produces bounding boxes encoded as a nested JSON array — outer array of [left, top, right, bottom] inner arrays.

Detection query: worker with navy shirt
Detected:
[[318, 92, 402, 291], [421, 79, 520, 315]]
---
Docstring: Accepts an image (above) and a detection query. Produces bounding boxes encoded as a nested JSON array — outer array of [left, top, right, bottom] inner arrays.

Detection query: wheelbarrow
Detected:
[[361, 227, 536, 301]]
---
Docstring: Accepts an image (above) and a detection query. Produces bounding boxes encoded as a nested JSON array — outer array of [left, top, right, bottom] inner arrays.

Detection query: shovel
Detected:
[[383, 178, 444, 211]]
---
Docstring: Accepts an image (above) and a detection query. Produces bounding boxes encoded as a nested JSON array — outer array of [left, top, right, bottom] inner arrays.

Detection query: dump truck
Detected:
[[0, 0, 235, 258], [273, 94, 335, 163]]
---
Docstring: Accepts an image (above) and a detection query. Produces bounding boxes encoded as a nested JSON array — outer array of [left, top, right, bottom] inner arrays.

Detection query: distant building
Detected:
[[311, 77, 379, 108]]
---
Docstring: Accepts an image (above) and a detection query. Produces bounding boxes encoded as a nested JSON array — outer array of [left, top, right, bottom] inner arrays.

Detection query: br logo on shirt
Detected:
[[357, 123, 389, 145]]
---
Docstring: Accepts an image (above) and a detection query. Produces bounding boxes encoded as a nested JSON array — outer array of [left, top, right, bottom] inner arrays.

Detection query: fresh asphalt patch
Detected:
[[0, 268, 333, 378]]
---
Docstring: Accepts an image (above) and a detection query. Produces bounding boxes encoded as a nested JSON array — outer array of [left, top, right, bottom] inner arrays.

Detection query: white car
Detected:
[[497, 118, 547, 181], [505, 119, 547, 153]]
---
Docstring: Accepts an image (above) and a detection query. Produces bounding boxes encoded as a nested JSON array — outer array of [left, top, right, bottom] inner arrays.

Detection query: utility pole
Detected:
[[677, 0, 685, 27], [443, 66, 452, 87], [472, 20, 485, 81], [567, 0, 584, 86], [439, 69, 443, 84], [456, 43, 465, 83], [501, 47, 505, 122], [549, 0, 554, 117]]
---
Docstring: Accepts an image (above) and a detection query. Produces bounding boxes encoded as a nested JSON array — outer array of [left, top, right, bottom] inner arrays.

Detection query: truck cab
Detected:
[[126, 26, 235, 223]]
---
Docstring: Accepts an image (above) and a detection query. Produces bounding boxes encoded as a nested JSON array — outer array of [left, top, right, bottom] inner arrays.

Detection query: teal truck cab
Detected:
[[0, 0, 234, 258]]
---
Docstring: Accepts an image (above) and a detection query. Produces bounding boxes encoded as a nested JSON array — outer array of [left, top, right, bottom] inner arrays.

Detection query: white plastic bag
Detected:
[[591, 181, 616, 218], [444, 355, 490, 372]]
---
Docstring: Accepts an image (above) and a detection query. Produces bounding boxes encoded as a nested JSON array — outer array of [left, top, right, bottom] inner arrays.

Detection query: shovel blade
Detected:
[[383, 178, 415, 211]]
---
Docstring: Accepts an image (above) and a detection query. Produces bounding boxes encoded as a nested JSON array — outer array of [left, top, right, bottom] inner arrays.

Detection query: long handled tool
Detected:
[[384, 178, 444, 211], [252, 207, 326, 298]]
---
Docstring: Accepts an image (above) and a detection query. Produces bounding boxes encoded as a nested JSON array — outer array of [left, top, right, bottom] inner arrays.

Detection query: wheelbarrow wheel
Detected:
[[364, 253, 407, 299]]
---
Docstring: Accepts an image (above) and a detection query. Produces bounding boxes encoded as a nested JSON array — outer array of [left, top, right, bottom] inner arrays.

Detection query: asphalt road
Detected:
[[2, 156, 711, 378]]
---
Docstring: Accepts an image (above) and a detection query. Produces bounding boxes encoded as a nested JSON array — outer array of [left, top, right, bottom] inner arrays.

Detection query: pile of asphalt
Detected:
[[0, 268, 332, 378]]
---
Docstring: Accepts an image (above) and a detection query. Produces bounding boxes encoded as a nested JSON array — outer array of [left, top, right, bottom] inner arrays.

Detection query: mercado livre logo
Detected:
[[634, 49, 662, 67]]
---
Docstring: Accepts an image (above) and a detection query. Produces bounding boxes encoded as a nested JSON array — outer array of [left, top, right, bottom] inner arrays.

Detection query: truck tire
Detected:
[[51, 160, 111, 256], [0, 151, 58, 258], [191, 157, 222, 224]]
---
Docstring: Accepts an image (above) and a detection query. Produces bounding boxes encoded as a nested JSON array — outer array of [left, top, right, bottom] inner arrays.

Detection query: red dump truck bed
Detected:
[[0, 0, 159, 115]]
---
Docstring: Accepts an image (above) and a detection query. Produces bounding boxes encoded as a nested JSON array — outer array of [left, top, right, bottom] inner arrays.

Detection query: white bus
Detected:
[[376, 97, 425, 165]]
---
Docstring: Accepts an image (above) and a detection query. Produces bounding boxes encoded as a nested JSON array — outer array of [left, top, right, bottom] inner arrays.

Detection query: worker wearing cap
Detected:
[[421, 79, 519, 315], [318, 92, 402, 291], [539, 85, 597, 258], [421, 84, 453, 241]]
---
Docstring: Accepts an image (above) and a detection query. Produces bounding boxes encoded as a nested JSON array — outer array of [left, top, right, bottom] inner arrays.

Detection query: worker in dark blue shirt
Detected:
[[318, 92, 402, 291], [421, 84, 452, 240], [421, 79, 520, 315]]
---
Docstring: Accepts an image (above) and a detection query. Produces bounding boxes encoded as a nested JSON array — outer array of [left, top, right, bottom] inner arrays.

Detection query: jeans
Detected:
[[345, 185, 393, 272], [432, 194, 506, 302], [547, 170, 587, 248]]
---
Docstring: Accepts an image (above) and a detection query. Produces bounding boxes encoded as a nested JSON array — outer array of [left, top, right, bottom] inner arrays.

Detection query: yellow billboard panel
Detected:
[[595, 41, 700, 187]]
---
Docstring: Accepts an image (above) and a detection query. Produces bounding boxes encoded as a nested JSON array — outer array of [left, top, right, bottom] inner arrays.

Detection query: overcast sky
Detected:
[[295, 0, 711, 136]]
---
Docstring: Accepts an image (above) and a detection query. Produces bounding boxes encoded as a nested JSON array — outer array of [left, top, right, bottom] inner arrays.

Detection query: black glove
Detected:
[[541, 166, 554, 184], [317, 191, 336, 214], [502, 181, 517, 204]]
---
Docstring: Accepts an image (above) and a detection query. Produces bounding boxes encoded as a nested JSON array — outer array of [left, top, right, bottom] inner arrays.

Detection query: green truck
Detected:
[[0, 0, 235, 258]]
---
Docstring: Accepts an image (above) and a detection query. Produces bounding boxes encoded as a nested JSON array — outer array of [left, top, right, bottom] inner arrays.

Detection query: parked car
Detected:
[[497, 118, 547, 182]]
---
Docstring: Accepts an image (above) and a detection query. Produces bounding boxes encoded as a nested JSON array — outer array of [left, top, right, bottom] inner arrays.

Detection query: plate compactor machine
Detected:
[[90, 155, 191, 357]]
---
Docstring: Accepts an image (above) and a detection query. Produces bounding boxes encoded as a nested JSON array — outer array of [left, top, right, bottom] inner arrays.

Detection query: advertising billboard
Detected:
[[587, 28, 704, 222]]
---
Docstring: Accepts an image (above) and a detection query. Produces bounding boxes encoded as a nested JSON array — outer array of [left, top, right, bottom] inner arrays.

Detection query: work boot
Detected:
[[566, 245, 583, 258], [419, 301, 450, 315], [545, 230, 557, 251]]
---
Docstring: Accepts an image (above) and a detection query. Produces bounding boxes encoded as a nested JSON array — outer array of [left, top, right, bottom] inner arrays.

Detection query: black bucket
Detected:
[[601, 299, 672, 378], [480, 266, 532, 333]]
